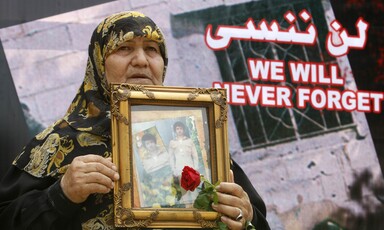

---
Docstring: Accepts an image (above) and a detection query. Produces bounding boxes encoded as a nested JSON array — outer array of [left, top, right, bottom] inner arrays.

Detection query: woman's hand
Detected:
[[60, 154, 120, 203], [212, 170, 253, 230]]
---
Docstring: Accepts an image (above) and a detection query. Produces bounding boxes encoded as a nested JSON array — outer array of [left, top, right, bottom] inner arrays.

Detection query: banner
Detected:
[[0, 0, 383, 229]]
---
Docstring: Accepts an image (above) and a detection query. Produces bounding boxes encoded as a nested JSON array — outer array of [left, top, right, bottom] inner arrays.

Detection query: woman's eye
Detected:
[[118, 46, 132, 51], [145, 46, 159, 53]]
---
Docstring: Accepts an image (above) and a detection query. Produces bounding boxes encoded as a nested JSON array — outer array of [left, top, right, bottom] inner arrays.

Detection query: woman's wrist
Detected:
[[47, 179, 81, 217]]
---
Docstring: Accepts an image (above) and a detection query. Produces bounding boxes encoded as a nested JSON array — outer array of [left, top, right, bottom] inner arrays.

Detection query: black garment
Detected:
[[231, 160, 270, 230], [0, 160, 270, 230], [0, 166, 81, 230]]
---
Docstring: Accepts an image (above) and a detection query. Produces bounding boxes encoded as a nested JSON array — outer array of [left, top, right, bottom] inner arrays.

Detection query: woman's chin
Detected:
[[125, 78, 155, 85]]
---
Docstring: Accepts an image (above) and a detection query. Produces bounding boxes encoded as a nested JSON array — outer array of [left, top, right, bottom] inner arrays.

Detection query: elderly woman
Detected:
[[0, 11, 270, 230]]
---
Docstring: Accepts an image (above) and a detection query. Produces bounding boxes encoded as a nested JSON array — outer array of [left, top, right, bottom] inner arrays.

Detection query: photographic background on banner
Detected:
[[0, 0, 383, 229]]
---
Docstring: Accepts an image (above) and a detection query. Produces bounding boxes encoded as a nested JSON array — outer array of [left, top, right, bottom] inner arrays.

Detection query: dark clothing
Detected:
[[232, 160, 270, 230], [0, 160, 270, 230], [0, 166, 81, 230]]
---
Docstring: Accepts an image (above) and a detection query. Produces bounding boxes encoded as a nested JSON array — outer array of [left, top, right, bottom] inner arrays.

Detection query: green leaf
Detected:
[[193, 192, 213, 211], [204, 181, 213, 189], [312, 219, 345, 230], [191, 175, 226, 229], [216, 221, 228, 230], [214, 180, 221, 187], [212, 191, 219, 204]]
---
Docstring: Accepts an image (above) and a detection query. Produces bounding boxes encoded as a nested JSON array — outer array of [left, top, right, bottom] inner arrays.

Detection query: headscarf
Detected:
[[12, 11, 168, 228], [14, 10, 167, 177]]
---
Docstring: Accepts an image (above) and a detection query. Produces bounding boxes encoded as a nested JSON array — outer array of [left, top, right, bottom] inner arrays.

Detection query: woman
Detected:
[[0, 11, 270, 230]]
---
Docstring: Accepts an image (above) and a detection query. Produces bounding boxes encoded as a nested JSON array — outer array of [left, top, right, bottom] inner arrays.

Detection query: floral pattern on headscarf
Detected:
[[14, 10, 168, 175], [65, 10, 168, 139], [12, 11, 168, 228]]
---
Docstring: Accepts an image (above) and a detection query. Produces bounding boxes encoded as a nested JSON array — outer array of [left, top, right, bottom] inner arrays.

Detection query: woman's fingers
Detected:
[[217, 182, 244, 198], [60, 154, 119, 203], [211, 181, 254, 229], [221, 215, 245, 230]]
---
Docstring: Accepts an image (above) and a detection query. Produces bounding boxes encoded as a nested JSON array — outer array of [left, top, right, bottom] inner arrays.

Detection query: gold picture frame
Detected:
[[110, 84, 230, 228]]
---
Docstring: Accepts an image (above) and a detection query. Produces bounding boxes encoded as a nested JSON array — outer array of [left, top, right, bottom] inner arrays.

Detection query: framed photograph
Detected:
[[110, 84, 230, 228]]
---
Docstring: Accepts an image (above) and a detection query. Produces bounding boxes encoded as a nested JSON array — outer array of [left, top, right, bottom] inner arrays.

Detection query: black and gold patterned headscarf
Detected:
[[12, 11, 168, 228]]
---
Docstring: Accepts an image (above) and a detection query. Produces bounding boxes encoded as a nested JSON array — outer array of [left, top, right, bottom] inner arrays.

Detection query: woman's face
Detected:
[[104, 36, 164, 85]]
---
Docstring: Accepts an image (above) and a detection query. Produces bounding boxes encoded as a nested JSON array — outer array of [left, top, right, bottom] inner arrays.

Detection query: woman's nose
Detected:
[[131, 48, 148, 67]]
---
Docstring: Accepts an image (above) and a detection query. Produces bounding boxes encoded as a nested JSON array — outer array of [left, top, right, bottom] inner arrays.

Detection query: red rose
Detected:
[[180, 166, 201, 191]]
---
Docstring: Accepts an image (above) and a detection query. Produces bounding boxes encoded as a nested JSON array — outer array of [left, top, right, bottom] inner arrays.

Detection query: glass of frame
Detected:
[[110, 84, 230, 228]]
